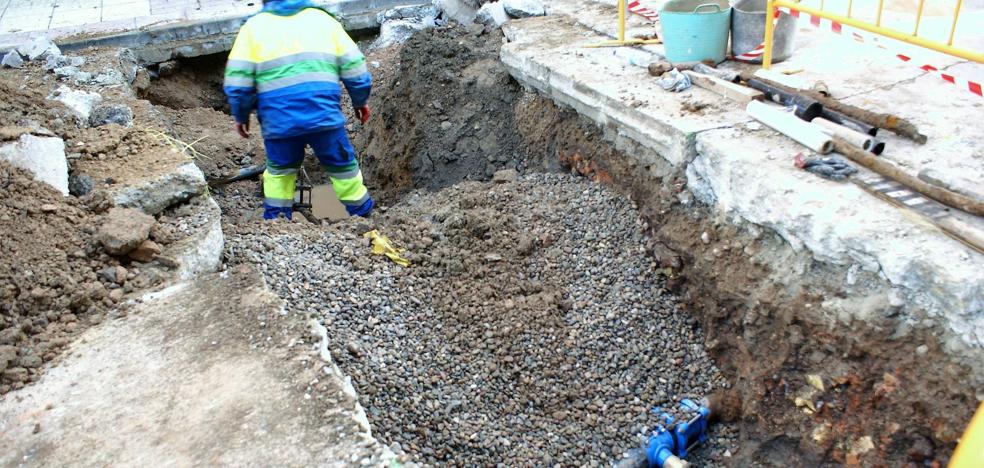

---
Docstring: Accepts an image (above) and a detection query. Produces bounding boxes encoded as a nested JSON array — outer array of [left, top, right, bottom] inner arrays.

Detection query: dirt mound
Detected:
[[0, 162, 110, 390], [157, 107, 266, 180], [137, 55, 228, 111], [355, 27, 541, 199]]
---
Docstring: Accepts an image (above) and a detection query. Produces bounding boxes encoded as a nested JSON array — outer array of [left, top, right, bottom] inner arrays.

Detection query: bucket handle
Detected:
[[693, 3, 722, 13]]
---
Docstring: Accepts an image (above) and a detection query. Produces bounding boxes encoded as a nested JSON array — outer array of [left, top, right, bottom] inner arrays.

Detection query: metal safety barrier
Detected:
[[762, 0, 984, 68]]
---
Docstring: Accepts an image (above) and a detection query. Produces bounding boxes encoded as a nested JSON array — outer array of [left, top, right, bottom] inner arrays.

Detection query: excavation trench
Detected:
[[142, 26, 970, 467]]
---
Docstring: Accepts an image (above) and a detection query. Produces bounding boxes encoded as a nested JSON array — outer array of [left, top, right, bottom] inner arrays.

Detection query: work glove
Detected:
[[795, 153, 857, 181], [354, 106, 370, 125], [234, 121, 250, 139]]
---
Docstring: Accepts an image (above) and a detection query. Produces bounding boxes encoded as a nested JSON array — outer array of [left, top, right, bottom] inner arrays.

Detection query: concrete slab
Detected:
[[0, 269, 393, 467], [502, 14, 751, 166]]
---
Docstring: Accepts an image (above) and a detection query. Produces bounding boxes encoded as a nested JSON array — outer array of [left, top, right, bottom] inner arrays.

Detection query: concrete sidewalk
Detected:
[[0, 0, 257, 46], [0, 0, 415, 51]]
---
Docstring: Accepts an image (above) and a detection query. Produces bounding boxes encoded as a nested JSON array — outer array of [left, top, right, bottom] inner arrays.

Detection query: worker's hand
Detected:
[[235, 121, 250, 139], [354, 106, 370, 125]]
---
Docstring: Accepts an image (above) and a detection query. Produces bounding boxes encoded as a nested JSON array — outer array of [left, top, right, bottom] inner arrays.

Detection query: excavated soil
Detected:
[[355, 27, 553, 199], [4, 18, 970, 467]]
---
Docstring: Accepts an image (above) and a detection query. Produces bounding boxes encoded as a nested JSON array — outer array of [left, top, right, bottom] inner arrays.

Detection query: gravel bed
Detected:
[[224, 173, 734, 466]]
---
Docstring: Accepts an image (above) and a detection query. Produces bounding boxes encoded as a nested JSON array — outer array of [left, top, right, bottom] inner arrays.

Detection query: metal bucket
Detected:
[[731, 0, 797, 63], [659, 0, 732, 64]]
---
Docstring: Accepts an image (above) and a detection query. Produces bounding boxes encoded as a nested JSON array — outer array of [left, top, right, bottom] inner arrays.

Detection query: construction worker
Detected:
[[224, 0, 373, 220]]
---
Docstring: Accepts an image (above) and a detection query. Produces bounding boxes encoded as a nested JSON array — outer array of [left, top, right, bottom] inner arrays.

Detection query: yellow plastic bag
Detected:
[[363, 230, 410, 267]]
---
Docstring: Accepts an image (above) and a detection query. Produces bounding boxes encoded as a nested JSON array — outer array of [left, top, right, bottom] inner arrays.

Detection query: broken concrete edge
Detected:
[[110, 161, 208, 215], [0, 0, 432, 61], [499, 23, 984, 385], [167, 197, 225, 281]]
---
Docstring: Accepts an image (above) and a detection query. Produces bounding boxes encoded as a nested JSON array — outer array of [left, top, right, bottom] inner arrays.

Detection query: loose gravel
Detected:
[[224, 173, 733, 466]]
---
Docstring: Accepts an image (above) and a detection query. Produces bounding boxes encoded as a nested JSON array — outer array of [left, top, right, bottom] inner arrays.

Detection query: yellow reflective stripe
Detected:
[[263, 170, 297, 201], [239, 9, 349, 63], [330, 171, 368, 204]]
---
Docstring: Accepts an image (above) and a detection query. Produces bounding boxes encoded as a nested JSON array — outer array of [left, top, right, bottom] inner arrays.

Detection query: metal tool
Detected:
[[295, 166, 314, 210]]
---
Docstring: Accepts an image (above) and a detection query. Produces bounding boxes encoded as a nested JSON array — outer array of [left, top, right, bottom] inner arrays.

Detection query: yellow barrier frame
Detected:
[[587, 0, 663, 47], [762, 0, 984, 68]]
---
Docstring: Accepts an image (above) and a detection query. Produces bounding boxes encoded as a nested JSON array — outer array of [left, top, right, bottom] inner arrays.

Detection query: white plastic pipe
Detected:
[[746, 101, 834, 154], [811, 117, 875, 152]]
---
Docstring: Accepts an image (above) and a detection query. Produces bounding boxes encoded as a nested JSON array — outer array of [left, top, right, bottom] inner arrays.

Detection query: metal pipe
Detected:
[[763, 0, 777, 69], [772, 0, 984, 63], [948, 0, 963, 46], [747, 78, 823, 120], [820, 108, 879, 136], [618, 0, 626, 42], [913, 0, 926, 36]]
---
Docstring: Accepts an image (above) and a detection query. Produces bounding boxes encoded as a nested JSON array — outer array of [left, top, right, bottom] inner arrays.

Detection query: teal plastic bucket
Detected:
[[659, 0, 732, 64]]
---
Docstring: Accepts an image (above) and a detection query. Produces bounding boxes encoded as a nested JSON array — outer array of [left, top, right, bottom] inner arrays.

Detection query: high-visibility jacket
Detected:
[[223, 2, 371, 139]]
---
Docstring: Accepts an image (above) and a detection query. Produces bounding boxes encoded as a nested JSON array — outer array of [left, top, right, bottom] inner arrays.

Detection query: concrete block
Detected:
[[1, 51, 24, 69], [503, 0, 545, 18], [48, 85, 103, 122], [17, 37, 61, 61], [0, 135, 69, 196], [110, 162, 208, 215], [433, 0, 478, 23], [165, 197, 224, 280], [89, 104, 134, 127], [476, 1, 509, 28], [96, 207, 155, 256]]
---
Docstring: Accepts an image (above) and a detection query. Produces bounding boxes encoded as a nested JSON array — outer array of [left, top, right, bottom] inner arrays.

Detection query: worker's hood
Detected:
[[261, 0, 327, 16]]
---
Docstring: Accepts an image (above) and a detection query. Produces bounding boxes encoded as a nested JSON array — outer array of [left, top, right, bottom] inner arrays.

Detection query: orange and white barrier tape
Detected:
[[627, 0, 660, 23]]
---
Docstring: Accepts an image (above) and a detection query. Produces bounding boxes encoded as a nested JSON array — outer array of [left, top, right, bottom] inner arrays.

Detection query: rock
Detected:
[[89, 104, 134, 127], [433, 0, 478, 24], [96, 207, 155, 256], [17, 354, 43, 369], [49, 85, 102, 122], [44, 54, 84, 71], [476, 1, 510, 28], [73, 71, 93, 85], [492, 169, 519, 183], [0, 135, 69, 195], [68, 173, 94, 196], [648, 61, 672, 77], [94, 68, 126, 86], [117, 48, 139, 84], [99, 266, 120, 284], [2, 367, 28, 383], [0, 328, 25, 345], [18, 36, 61, 61], [108, 288, 125, 302], [373, 16, 436, 49], [129, 239, 162, 262], [700, 231, 711, 244], [54, 66, 81, 79], [440, 121, 452, 130], [40, 204, 58, 212], [110, 162, 207, 215], [1, 51, 23, 69], [502, 0, 546, 18], [0, 346, 16, 371], [346, 341, 364, 357]]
